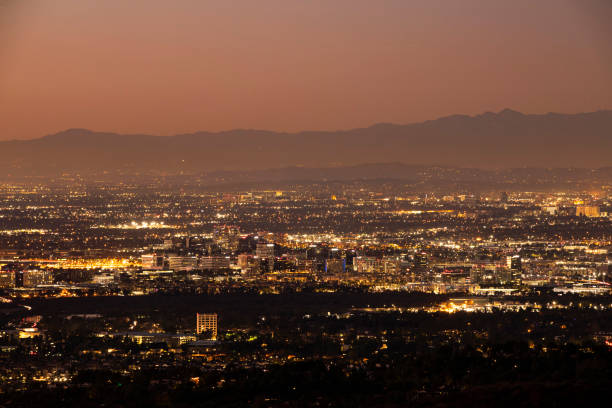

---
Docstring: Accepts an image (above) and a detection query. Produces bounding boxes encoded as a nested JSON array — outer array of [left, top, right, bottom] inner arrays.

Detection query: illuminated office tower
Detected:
[[413, 252, 428, 270], [256, 242, 275, 258], [196, 313, 218, 340], [213, 225, 241, 250], [168, 256, 198, 272], [256, 243, 275, 271], [22, 270, 53, 287], [200, 256, 230, 271], [354, 256, 380, 274], [576, 205, 600, 218], [141, 254, 164, 270], [0, 271, 15, 288], [505, 255, 523, 286], [506, 255, 521, 270]]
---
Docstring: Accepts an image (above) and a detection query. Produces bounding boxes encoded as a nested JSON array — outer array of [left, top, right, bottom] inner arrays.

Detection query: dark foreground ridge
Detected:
[[2, 293, 612, 407]]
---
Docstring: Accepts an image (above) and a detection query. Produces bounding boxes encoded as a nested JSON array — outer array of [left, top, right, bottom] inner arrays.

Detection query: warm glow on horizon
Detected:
[[0, 0, 611, 139]]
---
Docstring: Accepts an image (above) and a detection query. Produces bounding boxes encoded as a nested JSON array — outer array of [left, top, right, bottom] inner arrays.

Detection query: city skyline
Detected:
[[1, 2, 612, 406]]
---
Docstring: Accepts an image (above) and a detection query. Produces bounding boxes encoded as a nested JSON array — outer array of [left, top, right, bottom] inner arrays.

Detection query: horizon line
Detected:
[[3, 108, 612, 143]]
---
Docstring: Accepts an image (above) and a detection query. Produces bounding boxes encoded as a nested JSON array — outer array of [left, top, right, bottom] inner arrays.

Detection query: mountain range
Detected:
[[1, 109, 611, 177]]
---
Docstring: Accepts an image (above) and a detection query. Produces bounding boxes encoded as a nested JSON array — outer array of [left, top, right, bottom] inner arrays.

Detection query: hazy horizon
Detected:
[[1, 109, 611, 172], [1, 0, 612, 140], [1, 107, 611, 142]]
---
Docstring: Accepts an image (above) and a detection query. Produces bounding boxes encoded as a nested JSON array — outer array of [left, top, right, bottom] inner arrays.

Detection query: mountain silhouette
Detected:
[[1, 109, 611, 176]]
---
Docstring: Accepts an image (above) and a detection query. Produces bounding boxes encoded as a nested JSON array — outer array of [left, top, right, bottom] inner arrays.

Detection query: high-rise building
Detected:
[[354, 257, 380, 274], [141, 254, 164, 270], [196, 313, 218, 340], [22, 270, 53, 287], [237, 254, 251, 270], [200, 256, 230, 271], [506, 255, 521, 270], [168, 256, 198, 272], [213, 225, 241, 251], [256, 243, 275, 271], [256, 242, 275, 258], [576, 205, 600, 218], [325, 258, 345, 275], [0, 271, 15, 288], [345, 250, 356, 270], [14, 270, 23, 287], [413, 252, 428, 270]]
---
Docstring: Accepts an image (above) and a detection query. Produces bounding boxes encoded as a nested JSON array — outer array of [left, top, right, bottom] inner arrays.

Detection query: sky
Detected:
[[1, 0, 611, 140]]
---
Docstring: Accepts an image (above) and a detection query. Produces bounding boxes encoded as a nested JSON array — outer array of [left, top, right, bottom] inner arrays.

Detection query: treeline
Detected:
[[2, 341, 611, 407]]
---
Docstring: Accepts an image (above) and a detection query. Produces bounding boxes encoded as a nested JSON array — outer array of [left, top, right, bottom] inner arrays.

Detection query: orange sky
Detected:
[[1, 0, 611, 139]]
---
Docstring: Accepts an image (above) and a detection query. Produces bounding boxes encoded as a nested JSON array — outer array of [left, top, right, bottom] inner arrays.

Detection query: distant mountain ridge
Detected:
[[1, 109, 611, 176]]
